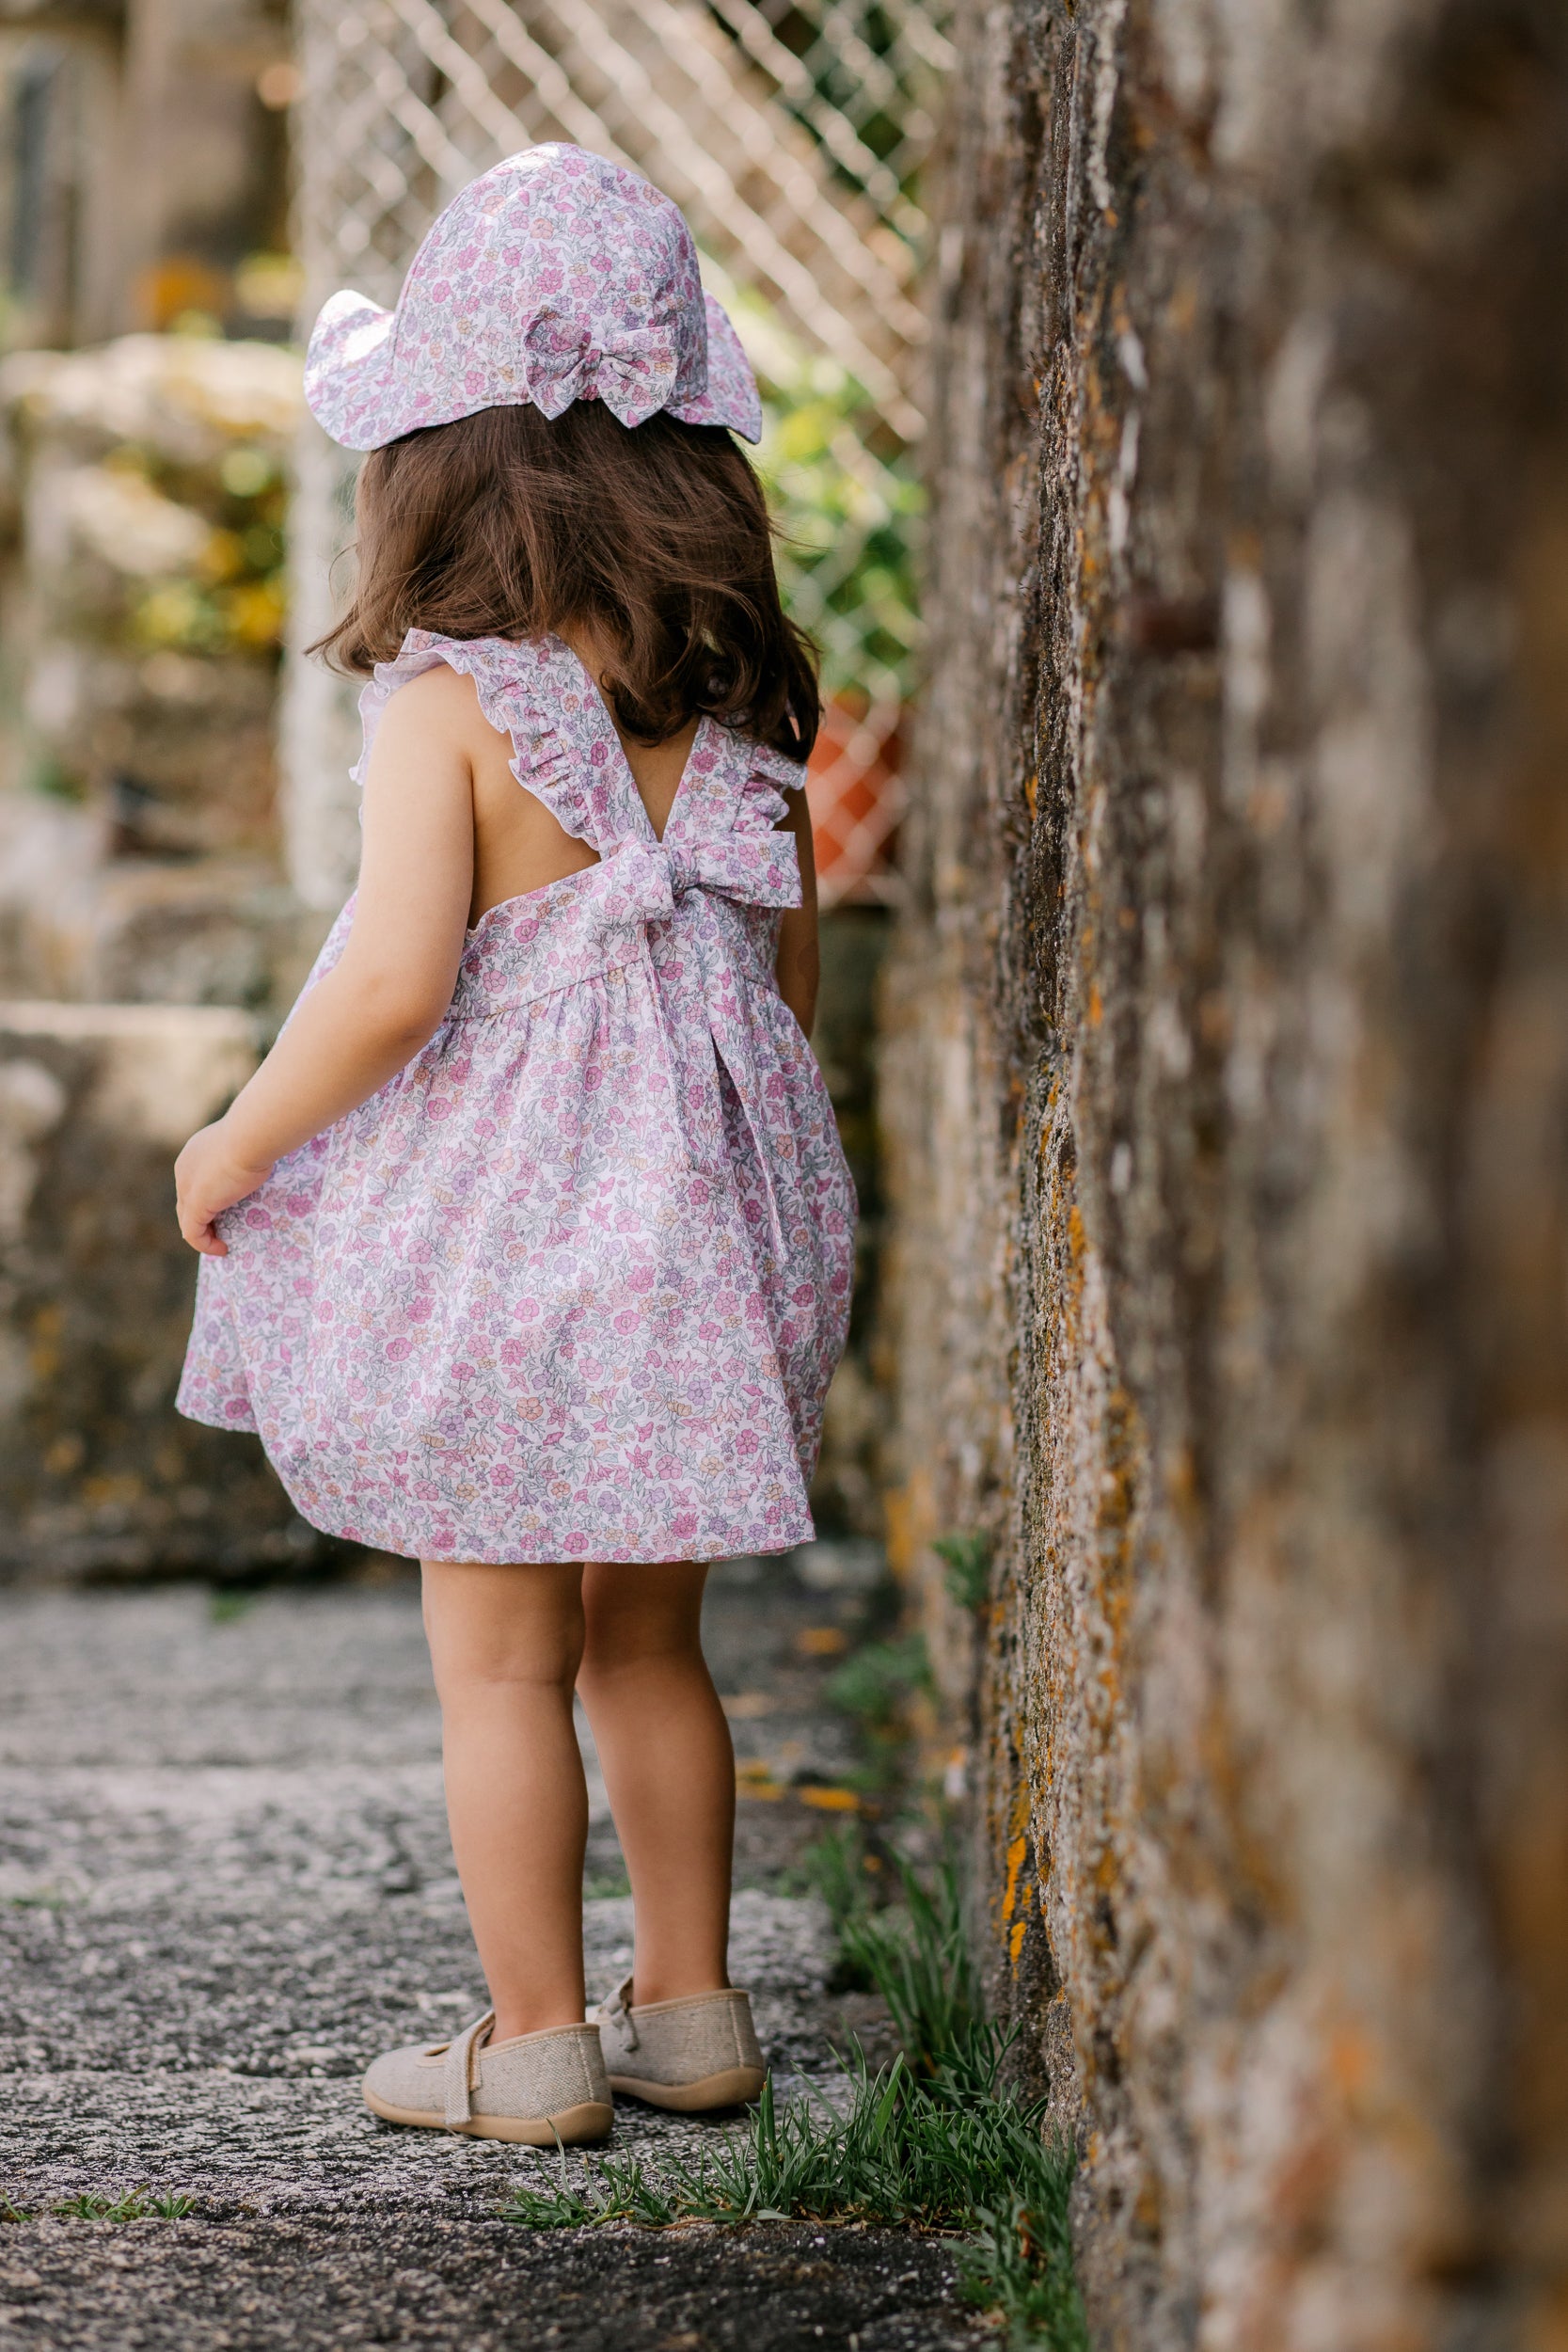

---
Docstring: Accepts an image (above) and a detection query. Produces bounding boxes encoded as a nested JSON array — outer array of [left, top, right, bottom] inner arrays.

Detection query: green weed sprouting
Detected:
[[47, 2189, 195, 2222], [506, 2042, 1069, 2224], [208, 1587, 259, 1626], [834, 1852, 979, 2076], [582, 1862, 633, 1899], [821, 1633, 935, 1798], [823, 1633, 933, 1739], [798, 1816, 881, 1988], [502, 1849, 1088, 2351], [964, 2178, 1090, 2352], [933, 1532, 992, 1613]]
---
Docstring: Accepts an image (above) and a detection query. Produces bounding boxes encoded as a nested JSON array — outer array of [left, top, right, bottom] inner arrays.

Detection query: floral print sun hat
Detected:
[[304, 143, 764, 451]]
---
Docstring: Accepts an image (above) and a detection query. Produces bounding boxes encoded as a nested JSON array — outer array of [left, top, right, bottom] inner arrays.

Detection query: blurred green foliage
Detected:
[[737, 289, 924, 705]]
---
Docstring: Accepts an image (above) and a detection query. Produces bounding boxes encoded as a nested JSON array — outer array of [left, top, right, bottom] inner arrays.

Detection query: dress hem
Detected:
[[178, 1393, 814, 1565]]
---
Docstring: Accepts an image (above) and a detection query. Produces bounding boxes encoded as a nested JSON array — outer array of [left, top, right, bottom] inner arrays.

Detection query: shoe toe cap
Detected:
[[363, 2042, 442, 2113]]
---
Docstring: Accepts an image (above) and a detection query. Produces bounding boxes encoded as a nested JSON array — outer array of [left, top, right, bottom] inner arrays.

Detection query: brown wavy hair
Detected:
[[310, 400, 819, 760]]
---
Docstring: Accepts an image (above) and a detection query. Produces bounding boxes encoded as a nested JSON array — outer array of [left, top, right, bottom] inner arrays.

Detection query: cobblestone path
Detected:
[[0, 1560, 985, 2350]]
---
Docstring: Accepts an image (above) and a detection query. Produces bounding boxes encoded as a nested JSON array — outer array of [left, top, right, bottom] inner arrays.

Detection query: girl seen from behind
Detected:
[[172, 145, 855, 2143]]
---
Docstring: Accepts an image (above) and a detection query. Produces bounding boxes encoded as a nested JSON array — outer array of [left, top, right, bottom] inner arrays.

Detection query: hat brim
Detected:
[[303, 289, 407, 453], [305, 285, 763, 451], [667, 294, 764, 444]]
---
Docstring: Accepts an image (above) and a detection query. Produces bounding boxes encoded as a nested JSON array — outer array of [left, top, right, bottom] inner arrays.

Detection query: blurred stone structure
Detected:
[[0, 333, 328, 1577], [0, 1001, 309, 1574], [0, 333, 316, 1012], [0, 0, 321, 1576], [0, 0, 293, 350], [885, 1, 1568, 2343]]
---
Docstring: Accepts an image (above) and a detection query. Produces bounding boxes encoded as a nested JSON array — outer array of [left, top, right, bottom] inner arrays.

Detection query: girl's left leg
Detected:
[[420, 1559, 588, 2041], [577, 1560, 735, 2005]]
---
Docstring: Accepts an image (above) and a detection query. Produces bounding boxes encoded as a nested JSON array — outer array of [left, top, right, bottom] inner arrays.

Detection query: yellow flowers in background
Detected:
[[120, 437, 288, 660]]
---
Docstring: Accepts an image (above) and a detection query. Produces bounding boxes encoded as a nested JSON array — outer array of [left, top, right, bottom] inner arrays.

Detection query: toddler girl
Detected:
[[173, 145, 854, 2144]]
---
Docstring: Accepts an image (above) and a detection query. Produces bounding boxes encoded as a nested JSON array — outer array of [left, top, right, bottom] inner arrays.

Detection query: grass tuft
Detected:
[[823, 1635, 933, 1744], [208, 1587, 259, 1626], [502, 1842, 1087, 2349], [964, 2175, 1089, 2350], [835, 1851, 979, 2076], [505, 2044, 1068, 2228], [48, 2189, 195, 2222]]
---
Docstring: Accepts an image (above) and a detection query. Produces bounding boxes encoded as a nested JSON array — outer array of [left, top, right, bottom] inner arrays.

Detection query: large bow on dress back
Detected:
[[582, 833, 800, 929], [581, 830, 804, 1253]]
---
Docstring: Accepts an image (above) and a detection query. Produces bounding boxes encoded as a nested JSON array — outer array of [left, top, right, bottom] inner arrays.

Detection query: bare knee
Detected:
[[422, 1560, 585, 1700], [579, 1561, 708, 1684]]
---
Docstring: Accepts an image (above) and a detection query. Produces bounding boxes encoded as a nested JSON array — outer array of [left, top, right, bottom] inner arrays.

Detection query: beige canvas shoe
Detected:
[[362, 2010, 612, 2144], [590, 1978, 767, 2111]]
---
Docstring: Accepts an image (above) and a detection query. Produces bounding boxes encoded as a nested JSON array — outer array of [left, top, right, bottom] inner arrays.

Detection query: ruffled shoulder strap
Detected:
[[350, 629, 630, 850], [662, 720, 805, 850]]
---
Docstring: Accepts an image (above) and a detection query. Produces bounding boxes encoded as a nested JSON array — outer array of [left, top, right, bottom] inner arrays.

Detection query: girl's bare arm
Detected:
[[774, 787, 819, 1038], [174, 669, 476, 1255]]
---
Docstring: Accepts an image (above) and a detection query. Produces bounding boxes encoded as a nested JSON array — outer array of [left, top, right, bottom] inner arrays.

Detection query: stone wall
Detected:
[[882, 3, 1568, 2344], [0, 332, 332, 1577], [0, 1000, 316, 1577]]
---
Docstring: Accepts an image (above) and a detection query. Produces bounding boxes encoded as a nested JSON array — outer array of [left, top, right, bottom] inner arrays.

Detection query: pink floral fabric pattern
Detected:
[[178, 632, 855, 1564], [305, 145, 763, 451]]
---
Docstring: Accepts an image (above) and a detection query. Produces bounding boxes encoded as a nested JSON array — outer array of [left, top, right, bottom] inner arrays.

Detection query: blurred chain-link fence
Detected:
[[285, 0, 949, 909]]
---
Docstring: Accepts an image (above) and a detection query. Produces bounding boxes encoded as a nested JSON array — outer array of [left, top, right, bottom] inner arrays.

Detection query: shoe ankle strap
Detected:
[[443, 2010, 495, 2127], [601, 1974, 639, 2048]]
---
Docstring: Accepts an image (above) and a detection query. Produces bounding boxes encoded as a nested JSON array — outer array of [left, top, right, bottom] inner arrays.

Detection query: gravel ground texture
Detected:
[[0, 1554, 986, 2349]]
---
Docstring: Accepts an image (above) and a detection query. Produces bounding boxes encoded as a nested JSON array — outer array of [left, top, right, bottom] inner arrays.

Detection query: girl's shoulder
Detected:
[[356, 627, 550, 725], [351, 630, 622, 846], [356, 629, 806, 831], [354, 628, 571, 775]]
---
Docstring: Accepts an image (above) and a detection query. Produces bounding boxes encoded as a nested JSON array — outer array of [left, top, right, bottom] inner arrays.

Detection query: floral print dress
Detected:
[[177, 631, 856, 1564]]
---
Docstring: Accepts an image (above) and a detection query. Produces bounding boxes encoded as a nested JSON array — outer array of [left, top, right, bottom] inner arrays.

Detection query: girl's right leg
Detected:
[[420, 1559, 588, 2041]]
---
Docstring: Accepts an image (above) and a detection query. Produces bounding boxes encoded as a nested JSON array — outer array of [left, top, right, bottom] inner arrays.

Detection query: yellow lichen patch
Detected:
[[1002, 1832, 1030, 1922], [1164, 1443, 1200, 1529], [1009, 1918, 1028, 1966]]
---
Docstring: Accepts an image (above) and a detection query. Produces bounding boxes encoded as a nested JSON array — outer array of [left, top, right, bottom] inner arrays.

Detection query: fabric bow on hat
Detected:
[[303, 145, 763, 450], [524, 315, 687, 430]]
